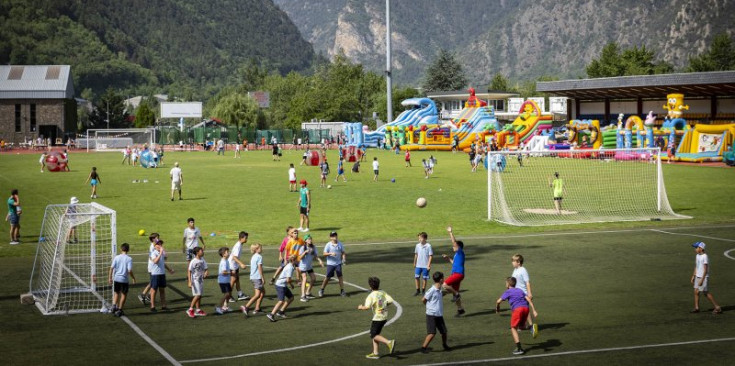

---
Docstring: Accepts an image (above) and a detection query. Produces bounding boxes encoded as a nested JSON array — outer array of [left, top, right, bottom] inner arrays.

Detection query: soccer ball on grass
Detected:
[[416, 197, 427, 208]]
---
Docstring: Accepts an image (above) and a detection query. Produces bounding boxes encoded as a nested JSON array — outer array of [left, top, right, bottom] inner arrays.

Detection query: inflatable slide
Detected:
[[495, 100, 552, 148], [675, 123, 735, 162]]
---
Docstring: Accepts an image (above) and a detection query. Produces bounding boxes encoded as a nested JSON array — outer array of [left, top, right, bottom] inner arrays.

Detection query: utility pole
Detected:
[[385, 0, 393, 124], [106, 100, 110, 129]]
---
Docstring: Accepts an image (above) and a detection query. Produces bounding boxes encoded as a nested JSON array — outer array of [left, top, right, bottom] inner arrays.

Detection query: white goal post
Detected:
[[29, 203, 117, 315], [79, 128, 156, 152], [487, 148, 690, 226]]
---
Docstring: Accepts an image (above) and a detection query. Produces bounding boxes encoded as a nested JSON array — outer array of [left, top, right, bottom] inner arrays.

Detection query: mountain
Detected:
[[0, 0, 316, 99], [274, 0, 735, 87]]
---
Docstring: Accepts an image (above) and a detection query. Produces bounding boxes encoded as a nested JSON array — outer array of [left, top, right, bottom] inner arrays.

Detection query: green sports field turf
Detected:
[[0, 149, 734, 365]]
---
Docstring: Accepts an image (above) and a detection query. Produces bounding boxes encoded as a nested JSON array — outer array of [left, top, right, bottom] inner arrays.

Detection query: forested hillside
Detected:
[[0, 0, 316, 99], [275, 0, 735, 86]]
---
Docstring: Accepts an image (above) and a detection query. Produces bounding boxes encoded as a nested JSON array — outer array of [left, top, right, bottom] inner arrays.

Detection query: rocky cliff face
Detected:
[[274, 0, 735, 86]]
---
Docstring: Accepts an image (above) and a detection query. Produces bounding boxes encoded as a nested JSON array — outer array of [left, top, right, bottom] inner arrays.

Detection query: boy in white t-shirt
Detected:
[[690, 242, 722, 314], [169, 162, 183, 201], [413, 232, 433, 296], [186, 247, 209, 318], [138, 233, 160, 305], [149, 240, 175, 312], [288, 164, 297, 192], [182, 217, 205, 264], [372, 157, 379, 181], [108, 243, 136, 317], [267, 255, 297, 322], [511, 254, 536, 335], [228, 231, 249, 301]]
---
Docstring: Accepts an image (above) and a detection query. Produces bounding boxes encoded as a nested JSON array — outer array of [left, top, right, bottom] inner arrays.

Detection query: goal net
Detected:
[[79, 128, 155, 152], [487, 148, 690, 226], [30, 203, 117, 315]]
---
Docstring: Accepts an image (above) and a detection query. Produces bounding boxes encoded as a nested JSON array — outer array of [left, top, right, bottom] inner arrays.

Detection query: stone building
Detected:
[[0, 65, 76, 145]]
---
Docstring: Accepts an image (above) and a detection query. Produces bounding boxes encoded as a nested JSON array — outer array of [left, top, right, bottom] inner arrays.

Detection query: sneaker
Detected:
[[171, 198, 174, 201], [421, 347, 430, 354], [276, 312, 288, 318], [9, 241, 19, 245], [513, 348, 525, 355], [413, 289, 421, 296], [443, 344, 451, 351], [186, 309, 195, 318], [240, 306, 249, 316], [303, 228, 309, 232], [114, 309, 124, 317], [215, 307, 224, 315], [318, 289, 324, 298], [713, 307, 723, 314], [150, 307, 157, 313], [306, 294, 316, 299], [451, 294, 461, 302], [388, 339, 396, 355], [340, 290, 348, 297], [229, 298, 236, 303], [365, 353, 380, 359], [195, 309, 207, 316], [145, 295, 151, 303], [300, 296, 309, 302], [456, 308, 466, 317], [297, 227, 304, 232], [689, 308, 700, 313], [251, 309, 261, 315], [532, 323, 539, 338], [138, 294, 147, 305], [237, 294, 249, 301], [266, 313, 276, 322]]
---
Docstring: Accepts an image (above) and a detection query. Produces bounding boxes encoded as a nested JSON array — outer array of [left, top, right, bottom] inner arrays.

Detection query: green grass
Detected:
[[1, 149, 734, 365]]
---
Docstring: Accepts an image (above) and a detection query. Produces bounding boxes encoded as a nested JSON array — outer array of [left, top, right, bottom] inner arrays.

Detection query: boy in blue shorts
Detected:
[[318, 231, 347, 297], [138, 233, 159, 305], [149, 240, 175, 312], [108, 243, 136, 317], [358, 277, 396, 359], [496, 276, 539, 355], [267, 255, 297, 322], [335, 157, 347, 182], [216, 247, 233, 314], [421, 271, 450, 353], [413, 232, 433, 296]]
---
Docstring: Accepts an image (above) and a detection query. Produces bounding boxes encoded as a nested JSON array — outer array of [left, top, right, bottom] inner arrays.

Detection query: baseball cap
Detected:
[[303, 234, 312, 240], [329, 231, 338, 237], [70, 197, 79, 204], [300, 179, 307, 185], [692, 241, 706, 249]]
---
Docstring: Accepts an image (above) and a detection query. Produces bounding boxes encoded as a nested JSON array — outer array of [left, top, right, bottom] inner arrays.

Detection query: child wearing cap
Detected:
[[690, 242, 722, 314], [298, 234, 324, 302], [298, 180, 311, 232], [319, 231, 347, 297]]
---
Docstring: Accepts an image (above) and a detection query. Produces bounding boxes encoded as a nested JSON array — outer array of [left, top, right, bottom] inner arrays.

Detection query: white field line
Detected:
[[120, 315, 182, 366], [724, 249, 735, 261], [648, 229, 735, 243], [405, 337, 735, 366]]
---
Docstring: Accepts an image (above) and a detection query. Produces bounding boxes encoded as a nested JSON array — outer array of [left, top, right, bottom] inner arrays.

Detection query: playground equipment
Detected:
[[495, 99, 552, 148], [674, 123, 735, 162], [565, 119, 601, 149]]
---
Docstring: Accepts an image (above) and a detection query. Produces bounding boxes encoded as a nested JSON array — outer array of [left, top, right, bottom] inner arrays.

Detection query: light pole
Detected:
[[106, 100, 110, 129]]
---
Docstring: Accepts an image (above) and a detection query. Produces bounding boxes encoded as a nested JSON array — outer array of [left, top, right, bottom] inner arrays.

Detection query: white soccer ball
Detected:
[[327, 185, 332, 189], [416, 197, 427, 208]]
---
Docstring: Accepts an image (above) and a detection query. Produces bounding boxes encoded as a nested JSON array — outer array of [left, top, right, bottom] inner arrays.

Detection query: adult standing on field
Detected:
[[548, 172, 566, 214], [298, 180, 311, 232], [170, 162, 183, 201], [7, 189, 20, 244]]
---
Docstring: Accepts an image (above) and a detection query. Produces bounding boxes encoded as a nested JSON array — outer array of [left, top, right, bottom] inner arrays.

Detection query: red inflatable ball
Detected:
[[45, 152, 68, 172]]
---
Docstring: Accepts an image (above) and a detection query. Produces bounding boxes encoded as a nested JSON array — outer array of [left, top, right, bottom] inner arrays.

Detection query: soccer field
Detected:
[[1, 149, 734, 365]]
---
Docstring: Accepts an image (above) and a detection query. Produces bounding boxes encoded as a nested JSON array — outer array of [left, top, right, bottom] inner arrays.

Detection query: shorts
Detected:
[[694, 276, 709, 292], [554, 196, 563, 201], [172, 181, 181, 190], [373, 170, 379, 175], [251, 278, 264, 290], [338, 169, 344, 175], [185, 248, 196, 261], [426, 315, 447, 335], [289, 180, 296, 184], [275, 285, 293, 301], [300, 206, 309, 215], [321, 174, 327, 179], [8, 213, 19, 226], [90, 179, 98, 186], [414, 267, 430, 279], [191, 280, 203, 296], [298, 268, 314, 274], [325, 264, 343, 278], [511, 306, 530, 328], [113, 281, 129, 294], [150, 274, 167, 289], [445, 273, 464, 291], [370, 320, 387, 338], [219, 282, 232, 294]]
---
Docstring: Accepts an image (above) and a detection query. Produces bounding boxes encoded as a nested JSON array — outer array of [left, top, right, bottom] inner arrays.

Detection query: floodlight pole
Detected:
[[385, 0, 393, 124]]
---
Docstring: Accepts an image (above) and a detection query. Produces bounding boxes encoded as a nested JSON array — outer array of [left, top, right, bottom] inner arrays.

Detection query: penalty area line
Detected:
[[406, 337, 735, 366], [178, 268, 403, 363], [120, 315, 182, 366]]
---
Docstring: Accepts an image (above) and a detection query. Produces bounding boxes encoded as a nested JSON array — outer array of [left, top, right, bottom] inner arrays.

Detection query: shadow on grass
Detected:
[[389, 341, 493, 359], [539, 322, 569, 331], [525, 338, 563, 353], [463, 308, 497, 318], [345, 244, 541, 265]]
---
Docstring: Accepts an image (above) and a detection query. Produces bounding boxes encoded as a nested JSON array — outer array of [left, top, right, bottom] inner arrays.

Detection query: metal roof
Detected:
[[536, 71, 735, 99], [0, 65, 74, 99]]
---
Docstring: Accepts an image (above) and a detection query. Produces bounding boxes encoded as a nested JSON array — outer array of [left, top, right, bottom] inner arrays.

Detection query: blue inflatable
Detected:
[[139, 150, 157, 168], [485, 154, 506, 172]]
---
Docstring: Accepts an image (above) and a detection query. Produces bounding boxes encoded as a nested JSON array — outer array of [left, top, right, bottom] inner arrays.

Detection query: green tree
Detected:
[[422, 49, 468, 92], [210, 90, 262, 129], [88, 88, 130, 129], [586, 43, 625, 78], [489, 73, 514, 92], [134, 100, 156, 128], [688, 33, 735, 72], [587, 42, 672, 78]]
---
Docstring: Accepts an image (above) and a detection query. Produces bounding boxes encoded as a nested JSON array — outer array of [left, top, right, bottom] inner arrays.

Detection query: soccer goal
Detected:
[[29, 203, 117, 315], [487, 148, 691, 226], [79, 128, 155, 152]]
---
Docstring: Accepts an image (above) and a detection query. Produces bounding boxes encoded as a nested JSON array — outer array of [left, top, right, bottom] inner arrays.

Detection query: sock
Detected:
[[516, 342, 522, 350]]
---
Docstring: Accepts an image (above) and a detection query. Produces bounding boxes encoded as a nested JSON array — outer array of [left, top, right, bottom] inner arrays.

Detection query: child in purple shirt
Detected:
[[496, 277, 539, 355]]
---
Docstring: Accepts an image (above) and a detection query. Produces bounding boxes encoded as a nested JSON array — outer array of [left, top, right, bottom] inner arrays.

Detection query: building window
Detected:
[[15, 104, 21, 132], [30, 104, 37, 132]]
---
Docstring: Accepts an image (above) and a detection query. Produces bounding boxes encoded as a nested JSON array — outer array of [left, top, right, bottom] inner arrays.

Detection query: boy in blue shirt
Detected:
[[108, 243, 136, 317], [267, 255, 297, 322], [421, 271, 450, 354], [441, 226, 465, 316], [215, 247, 232, 314], [496, 277, 539, 355], [318, 231, 347, 297]]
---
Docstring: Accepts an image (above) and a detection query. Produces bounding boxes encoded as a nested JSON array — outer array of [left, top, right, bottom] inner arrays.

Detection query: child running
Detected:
[[495, 276, 539, 355], [421, 271, 450, 353], [511, 254, 535, 329], [215, 247, 233, 315], [186, 246, 209, 318], [242, 243, 266, 316], [267, 255, 297, 322], [358, 277, 396, 359], [298, 234, 324, 302], [441, 226, 465, 316], [108, 243, 136, 317]]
